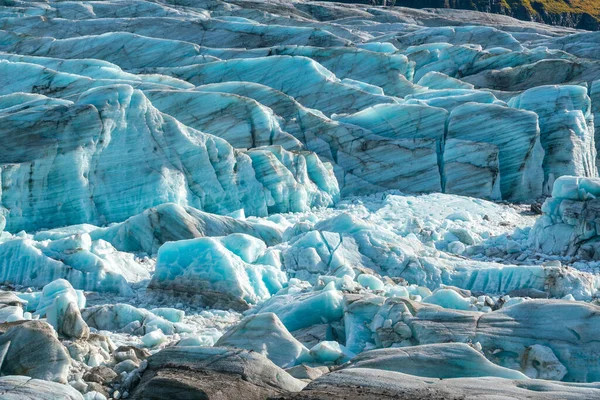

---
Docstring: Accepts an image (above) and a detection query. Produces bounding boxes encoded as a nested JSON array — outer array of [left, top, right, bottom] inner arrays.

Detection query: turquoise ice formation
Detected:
[[0, 0, 600, 397]]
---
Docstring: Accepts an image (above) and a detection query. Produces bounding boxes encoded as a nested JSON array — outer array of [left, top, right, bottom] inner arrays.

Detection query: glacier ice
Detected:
[[149, 234, 287, 310], [35, 279, 89, 339], [446, 103, 544, 201], [509, 85, 597, 192], [215, 312, 310, 368], [0, 84, 338, 233], [530, 176, 600, 259], [0, 0, 600, 397], [346, 343, 528, 380]]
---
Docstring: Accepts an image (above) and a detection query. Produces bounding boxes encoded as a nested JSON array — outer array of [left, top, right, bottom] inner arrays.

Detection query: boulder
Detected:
[[131, 347, 305, 399], [278, 368, 600, 400], [0, 320, 71, 383], [0, 375, 83, 400]]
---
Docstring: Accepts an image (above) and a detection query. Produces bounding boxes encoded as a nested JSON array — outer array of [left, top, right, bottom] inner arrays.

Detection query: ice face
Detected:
[[0, 84, 338, 232]]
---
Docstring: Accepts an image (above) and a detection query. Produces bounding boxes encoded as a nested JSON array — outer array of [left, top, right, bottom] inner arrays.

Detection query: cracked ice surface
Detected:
[[0, 0, 600, 398]]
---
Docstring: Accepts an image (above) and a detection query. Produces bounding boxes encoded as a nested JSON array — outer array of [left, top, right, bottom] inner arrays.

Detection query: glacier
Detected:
[[0, 0, 600, 399]]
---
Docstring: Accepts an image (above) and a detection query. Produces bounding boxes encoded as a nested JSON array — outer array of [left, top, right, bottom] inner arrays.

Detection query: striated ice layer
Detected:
[[0, 84, 338, 233], [509, 85, 597, 193], [446, 103, 544, 201], [530, 176, 600, 259], [155, 56, 395, 116]]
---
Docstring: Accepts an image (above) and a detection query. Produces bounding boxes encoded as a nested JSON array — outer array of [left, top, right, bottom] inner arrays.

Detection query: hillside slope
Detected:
[[374, 0, 600, 30]]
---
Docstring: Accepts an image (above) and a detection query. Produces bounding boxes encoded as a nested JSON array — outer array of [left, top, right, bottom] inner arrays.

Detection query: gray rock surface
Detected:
[[0, 320, 71, 383], [0, 375, 83, 400], [277, 368, 600, 400], [131, 347, 305, 399]]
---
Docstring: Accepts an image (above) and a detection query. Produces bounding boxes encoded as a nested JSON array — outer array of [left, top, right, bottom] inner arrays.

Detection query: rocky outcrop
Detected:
[[276, 368, 600, 400], [0, 375, 84, 400], [0, 321, 71, 383], [391, 1, 600, 31], [130, 347, 305, 399]]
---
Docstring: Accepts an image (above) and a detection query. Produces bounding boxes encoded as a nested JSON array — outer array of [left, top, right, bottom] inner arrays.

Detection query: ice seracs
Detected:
[[0, 0, 599, 398], [531, 176, 600, 259]]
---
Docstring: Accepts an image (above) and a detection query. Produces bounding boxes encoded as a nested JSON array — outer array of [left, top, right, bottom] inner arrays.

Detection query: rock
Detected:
[[0, 320, 71, 383], [0, 375, 83, 399], [278, 368, 600, 400], [84, 366, 118, 385], [215, 312, 310, 368], [130, 347, 305, 399], [291, 324, 333, 349], [522, 344, 568, 381], [285, 365, 329, 381], [114, 346, 151, 362], [85, 383, 108, 398]]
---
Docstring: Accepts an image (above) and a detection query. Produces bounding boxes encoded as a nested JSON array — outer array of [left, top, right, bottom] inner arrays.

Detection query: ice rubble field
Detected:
[[2, 0, 600, 399]]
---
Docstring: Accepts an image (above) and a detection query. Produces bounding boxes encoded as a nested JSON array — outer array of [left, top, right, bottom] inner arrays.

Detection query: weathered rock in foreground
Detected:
[[0, 375, 83, 400], [275, 368, 600, 400], [0, 320, 71, 383], [131, 347, 305, 400]]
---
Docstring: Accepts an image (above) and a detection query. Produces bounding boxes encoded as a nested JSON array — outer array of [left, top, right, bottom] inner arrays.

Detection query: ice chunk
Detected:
[[0, 84, 337, 233], [82, 303, 176, 335], [523, 344, 567, 381], [149, 234, 287, 310], [155, 56, 393, 116], [249, 289, 344, 332], [0, 236, 143, 294], [150, 308, 184, 323], [417, 72, 474, 90], [215, 312, 310, 368], [146, 89, 302, 150], [446, 103, 543, 201], [347, 343, 527, 380], [142, 330, 167, 348], [422, 289, 473, 311], [508, 85, 597, 193], [35, 279, 89, 339], [395, 26, 523, 52], [90, 203, 282, 256], [309, 341, 355, 365], [530, 176, 600, 259]]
